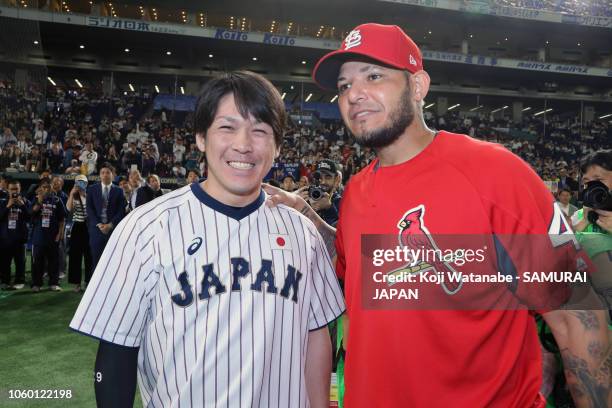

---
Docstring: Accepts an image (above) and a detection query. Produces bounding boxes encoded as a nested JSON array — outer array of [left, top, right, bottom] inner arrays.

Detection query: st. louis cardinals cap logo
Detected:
[[388, 205, 463, 295], [343, 29, 362, 50]]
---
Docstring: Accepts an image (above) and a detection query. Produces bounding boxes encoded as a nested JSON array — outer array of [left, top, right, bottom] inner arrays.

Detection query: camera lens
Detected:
[[588, 189, 606, 206], [309, 187, 323, 201], [582, 181, 611, 210]]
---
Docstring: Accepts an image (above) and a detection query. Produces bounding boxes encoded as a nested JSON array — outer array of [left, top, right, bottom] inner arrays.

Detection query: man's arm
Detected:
[[0, 199, 9, 220], [543, 308, 611, 408], [86, 187, 101, 225], [305, 327, 332, 408], [94, 341, 139, 408]]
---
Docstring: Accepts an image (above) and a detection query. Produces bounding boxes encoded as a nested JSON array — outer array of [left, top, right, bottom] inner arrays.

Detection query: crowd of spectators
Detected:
[[0, 82, 610, 294], [1, 83, 611, 192], [496, 0, 612, 17]]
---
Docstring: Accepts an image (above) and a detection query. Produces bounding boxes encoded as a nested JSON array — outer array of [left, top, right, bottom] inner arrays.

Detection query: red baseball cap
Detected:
[[312, 23, 423, 91]]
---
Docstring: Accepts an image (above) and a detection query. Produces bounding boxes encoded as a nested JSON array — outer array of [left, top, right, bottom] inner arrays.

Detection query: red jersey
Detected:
[[336, 131, 573, 408]]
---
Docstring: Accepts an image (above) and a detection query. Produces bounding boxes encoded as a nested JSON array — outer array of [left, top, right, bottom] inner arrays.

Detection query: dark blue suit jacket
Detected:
[[86, 183, 126, 245]]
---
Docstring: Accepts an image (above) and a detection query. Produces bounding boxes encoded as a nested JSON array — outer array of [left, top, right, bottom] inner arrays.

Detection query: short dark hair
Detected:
[[99, 162, 116, 174], [117, 176, 128, 184], [193, 71, 286, 147], [558, 188, 572, 195], [580, 150, 612, 174]]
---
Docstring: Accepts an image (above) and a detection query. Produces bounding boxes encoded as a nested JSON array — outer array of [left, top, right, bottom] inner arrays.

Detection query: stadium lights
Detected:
[[154, 85, 160, 93], [166, 51, 172, 55], [317, 25, 324, 37], [281, 92, 286, 100], [330, 95, 338, 103], [124, 48, 130, 53], [47, 77, 56, 86], [252, 57, 257, 61], [180, 86, 185, 95], [424, 103, 435, 109], [447, 103, 460, 111], [128, 83, 134, 92], [302, 60, 307, 65], [290, 85, 294, 90], [469, 105, 483, 112], [522, 107, 532, 112], [33, 40, 39, 45], [74, 79, 83, 88], [208, 54, 213, 58], [598, 113, 612, 119], [491, 105, 508, 114], [534, 108, 553, 117], [305, 93, 313, 102], [79, 44, 85, 49]]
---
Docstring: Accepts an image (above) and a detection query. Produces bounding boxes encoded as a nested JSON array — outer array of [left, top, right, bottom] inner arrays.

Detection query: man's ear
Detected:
[[195, 132, 206, 152], [410, 70, 431, 103], [274, 145, 281, 159]]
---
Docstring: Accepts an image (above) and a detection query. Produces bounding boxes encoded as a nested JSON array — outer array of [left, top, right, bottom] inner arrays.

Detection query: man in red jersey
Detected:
[[266, 23, 610, 408]]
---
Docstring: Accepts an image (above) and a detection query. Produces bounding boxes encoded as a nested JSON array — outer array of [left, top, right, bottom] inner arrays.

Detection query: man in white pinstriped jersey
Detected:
[[70, 71, 345, 407]]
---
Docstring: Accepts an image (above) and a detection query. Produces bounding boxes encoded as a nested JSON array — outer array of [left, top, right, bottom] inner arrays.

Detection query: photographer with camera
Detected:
[[66, 175, 92, 292], [298, 159, 342, 227], [572, 150, 612, 234], [0, 179, 30, 290], [571, 149, 612, 317], [29, 178, 66, 292]]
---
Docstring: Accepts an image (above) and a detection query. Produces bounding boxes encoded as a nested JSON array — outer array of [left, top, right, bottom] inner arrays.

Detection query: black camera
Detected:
[[11, 193, 18, 200], [308, 172, 324, 201], [580, 180, 612, 223], [308, 185, 324, 201]]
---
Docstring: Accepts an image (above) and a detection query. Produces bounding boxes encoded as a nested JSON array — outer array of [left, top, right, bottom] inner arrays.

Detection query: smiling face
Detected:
[[196, 93, 278, 206], [337, 61, 414, 149]]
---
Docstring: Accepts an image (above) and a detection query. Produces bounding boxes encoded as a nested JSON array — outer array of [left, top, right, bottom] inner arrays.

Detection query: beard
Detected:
[[351, 86, 414, 150]]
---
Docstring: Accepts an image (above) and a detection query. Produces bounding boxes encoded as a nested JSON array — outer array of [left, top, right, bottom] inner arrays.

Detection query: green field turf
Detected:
[[0, 262, 143, 407]]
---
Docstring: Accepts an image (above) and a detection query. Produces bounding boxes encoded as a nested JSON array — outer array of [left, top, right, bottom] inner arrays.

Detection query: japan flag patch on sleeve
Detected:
[[270, 234, 292, 251]]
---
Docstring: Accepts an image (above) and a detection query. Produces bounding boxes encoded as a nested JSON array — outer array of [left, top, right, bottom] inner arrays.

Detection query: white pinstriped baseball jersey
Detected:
[[70, 182, 345, 408]]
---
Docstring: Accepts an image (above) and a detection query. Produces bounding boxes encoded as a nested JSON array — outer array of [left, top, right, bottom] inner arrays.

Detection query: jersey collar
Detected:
[[190, 182, 264, 221]]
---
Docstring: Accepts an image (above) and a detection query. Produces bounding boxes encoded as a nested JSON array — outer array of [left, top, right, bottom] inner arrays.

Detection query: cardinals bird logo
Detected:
[[391, 205, 463, 295]]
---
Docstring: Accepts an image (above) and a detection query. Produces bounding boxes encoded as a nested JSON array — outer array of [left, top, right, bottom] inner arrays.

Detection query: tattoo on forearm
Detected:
[[570, 311, 600, 331], [560, 346, 611, 408], [320, 227, 337, 260], [588, 341, 605, 360], [299, 205, 313, 218], [299, 205, 337, 258]]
